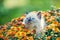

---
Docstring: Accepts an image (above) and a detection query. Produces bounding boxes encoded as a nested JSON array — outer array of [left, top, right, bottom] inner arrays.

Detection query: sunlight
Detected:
[[4, 0, 30, 9]]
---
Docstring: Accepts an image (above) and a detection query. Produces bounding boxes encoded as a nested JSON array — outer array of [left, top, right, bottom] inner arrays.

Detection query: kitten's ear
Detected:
[[25, 11, 29, 15], [37, 11, 41, 19]]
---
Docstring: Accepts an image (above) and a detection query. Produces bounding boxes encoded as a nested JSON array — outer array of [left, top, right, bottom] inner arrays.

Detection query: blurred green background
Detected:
[[0, 0, 60, 25]]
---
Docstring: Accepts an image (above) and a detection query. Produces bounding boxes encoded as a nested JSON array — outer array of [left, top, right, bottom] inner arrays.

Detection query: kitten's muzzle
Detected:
[[27, 18, 32, 22]]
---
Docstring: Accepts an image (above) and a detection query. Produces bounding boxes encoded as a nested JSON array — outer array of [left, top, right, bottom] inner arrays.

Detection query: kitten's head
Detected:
[[23, 11, 42, 26]]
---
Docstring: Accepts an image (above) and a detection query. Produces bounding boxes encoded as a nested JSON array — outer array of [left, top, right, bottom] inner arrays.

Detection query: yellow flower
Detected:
[[15, 31, 21, 38], [0, 33, 3, 37], [20, 15, 25, 20], [45, 26, 50, 30], [53, 28, 59, 32], [28, 36, 33, 40], [42, 12, 50, 17], [50, 16, 55, 21], [53, 21, 58, 25], [7, 30, 16, 36], [46, 19, 52, 22], [20, 32, 26, 36], [6, 30, 13, 36], [15, 31, 26, 38], [10, 26, 17, 31], [46, 24, 54, 29], [17, 15, 25, 21], [56, 37, 60, 40], [21, 36, 27, 40], [17, 27, 22, 31], [45, 16, 50, 20], [27, 30, 31, 34], [49, 23, 56, 29]]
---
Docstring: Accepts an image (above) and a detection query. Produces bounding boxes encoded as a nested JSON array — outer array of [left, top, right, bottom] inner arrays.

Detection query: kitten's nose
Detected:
[[28, 18, 31, 22], [27, 17, 31, 22]]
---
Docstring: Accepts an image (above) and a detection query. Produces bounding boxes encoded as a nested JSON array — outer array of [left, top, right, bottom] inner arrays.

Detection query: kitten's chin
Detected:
[[26, 22, 32, 25]]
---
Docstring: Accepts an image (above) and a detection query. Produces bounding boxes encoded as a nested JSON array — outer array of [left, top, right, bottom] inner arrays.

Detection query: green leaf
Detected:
[[6, 25, 11, 30], [56, 17, 60, 23], [0, 38, 4, 40], [50, 36, 57, 40], [2, 32, 6, 37], [13, 37, 18, 40]]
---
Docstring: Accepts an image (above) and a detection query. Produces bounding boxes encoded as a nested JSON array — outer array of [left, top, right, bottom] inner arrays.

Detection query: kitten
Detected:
[[22, 11, 47, 34]]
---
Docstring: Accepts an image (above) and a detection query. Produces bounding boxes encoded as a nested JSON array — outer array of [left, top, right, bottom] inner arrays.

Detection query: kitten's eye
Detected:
[[26, 18, 28, 19], [31, 18, 35, 20]]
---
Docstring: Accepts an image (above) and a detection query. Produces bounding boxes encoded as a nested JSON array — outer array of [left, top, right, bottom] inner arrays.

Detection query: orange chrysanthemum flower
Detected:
[[56, 37, 60, 40], [53, 28, 59, 32]]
